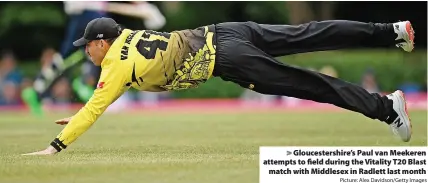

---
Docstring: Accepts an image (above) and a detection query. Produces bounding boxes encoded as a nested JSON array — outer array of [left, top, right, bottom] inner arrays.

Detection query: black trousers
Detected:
[[212, 20, 398, 122]]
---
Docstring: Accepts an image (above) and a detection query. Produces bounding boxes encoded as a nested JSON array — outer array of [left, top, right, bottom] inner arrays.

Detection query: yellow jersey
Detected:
[[50, 26, 217, 151]]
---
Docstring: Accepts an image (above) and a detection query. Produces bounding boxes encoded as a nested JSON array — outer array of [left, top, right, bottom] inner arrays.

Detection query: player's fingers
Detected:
[[55, 121, 68, 125], [55, 117, 69, 123], [55, 119, 68, 124], [22, 151, 43, 155]]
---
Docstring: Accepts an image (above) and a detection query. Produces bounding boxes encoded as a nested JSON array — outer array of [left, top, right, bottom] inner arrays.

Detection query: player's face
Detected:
[[86, 40, 108, 66]]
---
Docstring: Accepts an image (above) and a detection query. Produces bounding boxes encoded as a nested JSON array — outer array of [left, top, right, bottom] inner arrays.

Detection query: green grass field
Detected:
[[0, 110, 426, 183]]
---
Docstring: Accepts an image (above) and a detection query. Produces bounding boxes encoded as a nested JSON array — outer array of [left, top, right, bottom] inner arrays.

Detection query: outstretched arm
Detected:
[[23, 59, 129, 155]]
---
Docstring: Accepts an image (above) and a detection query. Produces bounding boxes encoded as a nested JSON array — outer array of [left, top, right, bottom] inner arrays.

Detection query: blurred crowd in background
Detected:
[[0, 1, 426, 107]]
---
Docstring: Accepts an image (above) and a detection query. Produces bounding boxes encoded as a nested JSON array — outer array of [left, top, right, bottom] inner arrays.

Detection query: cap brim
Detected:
[[73, 37, 90, 47]]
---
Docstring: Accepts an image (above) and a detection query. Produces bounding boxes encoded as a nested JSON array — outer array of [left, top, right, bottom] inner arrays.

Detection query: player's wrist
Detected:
[[49, 138, 67, 152]]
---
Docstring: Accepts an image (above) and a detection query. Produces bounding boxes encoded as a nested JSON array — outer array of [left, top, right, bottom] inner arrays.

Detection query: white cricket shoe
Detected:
[[386, 90, 412, 142], [393, 21, 415, 52]]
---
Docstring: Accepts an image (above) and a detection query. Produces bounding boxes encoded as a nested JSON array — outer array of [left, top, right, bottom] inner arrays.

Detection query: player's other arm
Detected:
[[23, 60, 128, 155]]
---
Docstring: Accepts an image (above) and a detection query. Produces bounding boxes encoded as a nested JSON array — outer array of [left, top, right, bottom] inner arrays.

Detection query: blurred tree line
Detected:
[[0, 1, 425, 99], [0, 1, 426, 61]]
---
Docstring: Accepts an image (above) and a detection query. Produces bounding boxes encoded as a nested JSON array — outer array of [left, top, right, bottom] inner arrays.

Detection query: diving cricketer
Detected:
[[24, 17, 414, 155]]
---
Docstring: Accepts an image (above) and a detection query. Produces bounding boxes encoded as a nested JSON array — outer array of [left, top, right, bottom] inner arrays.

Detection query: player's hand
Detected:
[[22, 146, 58, 156], [55, 117, 72, 125]]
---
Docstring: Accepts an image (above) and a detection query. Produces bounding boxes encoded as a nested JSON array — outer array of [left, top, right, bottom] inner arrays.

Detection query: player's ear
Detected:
[[101, 39, 112, 50], [98, 40, 103, 48], [100, 40, 107, 50], [95, 40, 103, 48]]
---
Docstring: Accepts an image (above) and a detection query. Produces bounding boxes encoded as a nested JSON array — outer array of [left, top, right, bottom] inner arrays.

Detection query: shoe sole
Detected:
[[396, 90, 413, 142], [404, 21, 415, 51]]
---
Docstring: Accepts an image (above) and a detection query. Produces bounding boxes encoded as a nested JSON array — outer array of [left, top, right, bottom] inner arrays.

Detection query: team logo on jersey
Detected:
[[97, 82, 105, 89]]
